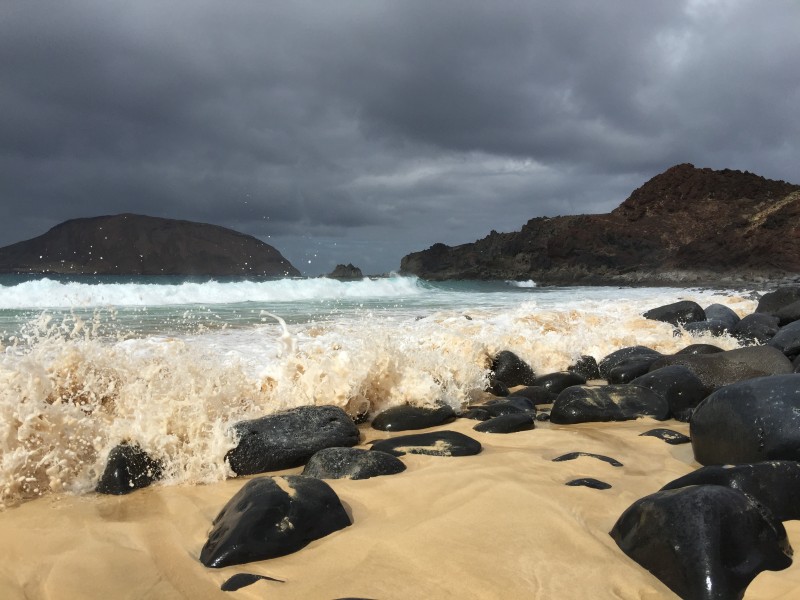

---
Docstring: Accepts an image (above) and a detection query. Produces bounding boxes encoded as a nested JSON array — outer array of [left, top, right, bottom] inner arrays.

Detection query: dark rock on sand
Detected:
[[463, 400, 529, 420], [691, 374, 800, 465], [675, 343, 724, 355], [473, 413, 535, 434], [568, 355, 601, 380], [639, 428, 691, 445], [756, 286, 800, 315], [226, 406, 360, 476], [643, 300, 705, 327], [533, 371, 586, 394], [550, 385, 669, 424], [768, 319, 800, 359], [200, 475, 351, 568], [370, 431, 482, 457], [302, 447, 406, 480], [598, 346, 662, 380], [610, 485, 792, 600], [552, 452, 623, 467], [535, 411, 550, 422], [327, 263, 363, 279], [508, 386, 557, 405], [220, 573, 284, 591], [733, 313, 780, 345], [630, 365, 709, 422], [649, 346, 793, 391], [458, 407, 492, 421], [566, 478, 611, 490], [96, 443, 163, 495], [607, 358, 657, 384], [660, 461, 800, 521], [371, 404, 456, 431], [490, 350, 537, 387], [496, 395, 537, 411]]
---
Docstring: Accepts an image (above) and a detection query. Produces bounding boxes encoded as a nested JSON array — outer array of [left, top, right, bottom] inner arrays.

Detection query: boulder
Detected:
[[327, 263, 363, 279], [550, 385, 669, 424], [768, 319, 800, 359], [507, 386, 556, 405], [370, 431, 482, 457], [96, 443, 163, 495], [370, 404, 456, 431], [732, 313, 780, 345], [610, 485, 792, 600], [473, 413, 535, 434], [226, 406, 360, 476], [690, 374, 800, 465], [490, 350, 537, 387], [775, 299, 800, 326], [533, 371, 586, 394], [302, 447, 406, 480], [660, 461, 800, 521], [682, 319, 732, 336], [200, 475, 351, 568], [567, 355, 601, 380], [642, 300, 705, 326], [649, 346, 793, 391], [675, 343, 724, 355], [703, 303, 741, 328], [755, 286, 800, 314], [630, 365, 709, 421], [598, 346, 662, 380], [607, 358, 658, 384]]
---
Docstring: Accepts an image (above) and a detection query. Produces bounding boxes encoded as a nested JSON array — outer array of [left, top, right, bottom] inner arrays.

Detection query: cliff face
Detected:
[[0, 214, 300, 277], [400, 164, 800, 285]]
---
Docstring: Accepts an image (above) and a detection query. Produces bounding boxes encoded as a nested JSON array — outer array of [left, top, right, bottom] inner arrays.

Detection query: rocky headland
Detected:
[[0, 213, 300, 277], [400, 164, 800, 286]]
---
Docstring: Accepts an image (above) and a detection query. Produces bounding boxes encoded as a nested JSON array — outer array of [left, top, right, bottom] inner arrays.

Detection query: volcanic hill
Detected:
[[400, 164, 800, 285], [0, 214, 300, 277]]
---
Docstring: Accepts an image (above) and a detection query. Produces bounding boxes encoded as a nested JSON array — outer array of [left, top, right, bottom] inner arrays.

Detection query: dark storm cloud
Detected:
[[1, 0, 798, 275]]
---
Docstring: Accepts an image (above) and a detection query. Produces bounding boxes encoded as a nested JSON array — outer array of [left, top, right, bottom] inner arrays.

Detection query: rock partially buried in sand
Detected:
[[371, 404, 456, 431], [549, 385, 669, 424], [610, 485, 792, 600], [532, 371, 586, 394], [96, 443, 163, 495], [552, 452, 623, 467], [660, 461, 800, 521], [369, 431, 482, 457], [200, 475, 351, 568], [639, 428, 691, 445], [302, 447, 406, 480], [507, 386, 556, 405], [690, 374, 800, 465], [643, 300, 705, 326], [220, 573, 284, 591], [565, 478, 611, 490], [473, 413, 535, 434], [490, 350, 537, 387], [226, 405, 360, 476]]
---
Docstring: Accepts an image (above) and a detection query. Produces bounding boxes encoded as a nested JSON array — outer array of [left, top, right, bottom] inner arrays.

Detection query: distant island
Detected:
[[0, 214, 300, 277], [400, 163, 800, 286]]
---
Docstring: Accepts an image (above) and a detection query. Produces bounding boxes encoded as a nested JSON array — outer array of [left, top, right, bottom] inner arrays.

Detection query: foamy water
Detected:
[[0, 275, 758, 509]]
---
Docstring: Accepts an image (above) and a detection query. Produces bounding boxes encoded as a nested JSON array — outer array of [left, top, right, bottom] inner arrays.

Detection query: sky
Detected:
[[1, 1, 798, 276]]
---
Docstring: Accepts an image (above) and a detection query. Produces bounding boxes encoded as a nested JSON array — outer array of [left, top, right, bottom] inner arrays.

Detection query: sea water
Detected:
[[0, 274, 757, 509]]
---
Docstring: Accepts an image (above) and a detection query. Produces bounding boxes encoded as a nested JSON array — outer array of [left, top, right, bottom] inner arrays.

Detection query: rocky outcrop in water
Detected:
[[0, 213, 300, 276], [400, 164, 800, 285]]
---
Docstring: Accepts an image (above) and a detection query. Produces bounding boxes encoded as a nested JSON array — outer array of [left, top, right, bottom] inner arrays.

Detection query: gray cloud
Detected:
[[1, 0, 798, 275]]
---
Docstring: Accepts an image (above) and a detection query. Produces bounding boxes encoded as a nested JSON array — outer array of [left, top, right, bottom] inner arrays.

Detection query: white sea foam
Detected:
[[0, 282, 759, 509], [506, 279, 537, 288], [0, 275, 424, 309]]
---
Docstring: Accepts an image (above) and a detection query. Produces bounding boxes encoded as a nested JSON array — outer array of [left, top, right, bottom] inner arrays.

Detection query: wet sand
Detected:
[[1, 417, 798, 599]]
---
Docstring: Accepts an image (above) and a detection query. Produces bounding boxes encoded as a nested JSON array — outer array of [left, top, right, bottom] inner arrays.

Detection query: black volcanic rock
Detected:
[[0, 214, 300, 276], [327, 263, 363, 279], [400, 164, 800, 284]]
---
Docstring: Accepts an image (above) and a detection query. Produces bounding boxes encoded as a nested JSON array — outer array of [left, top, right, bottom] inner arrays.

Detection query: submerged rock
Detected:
[[96, 443, 163, 495], [690, 374, 800, 465], [552, 452, 623, 467], [226, 406, 360, 476], [220, 573, 284, 591], [370, 431, 482, 457], [200, 475, 351, 568], [302, 447, 406, 480], [639, 428, 691, 445], [610, 485, 792, 600], [550, 385, 669, 424], [371, 404, 456, 431], [566, 478, 611, 490]]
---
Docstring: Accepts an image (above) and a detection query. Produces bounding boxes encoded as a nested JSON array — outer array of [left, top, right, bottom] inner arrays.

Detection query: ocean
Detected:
[[0, 274, 758, 509]]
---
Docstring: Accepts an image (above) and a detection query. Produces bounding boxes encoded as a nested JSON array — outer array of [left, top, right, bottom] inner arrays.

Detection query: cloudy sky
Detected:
[[1, 1, 798, 275]]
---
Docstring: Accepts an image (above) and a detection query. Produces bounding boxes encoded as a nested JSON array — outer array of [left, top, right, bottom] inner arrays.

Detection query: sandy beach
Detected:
[[1, 416, 798, 600]]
